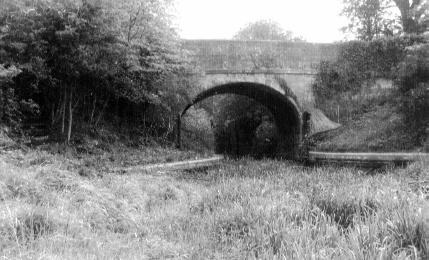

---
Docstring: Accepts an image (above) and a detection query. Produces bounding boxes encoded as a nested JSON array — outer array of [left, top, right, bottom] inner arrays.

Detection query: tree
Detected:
[[392, 0, 429, 34], [234, 20, 304, 42], [341, 0, 429, 40], [341, 0, 399, 40], [233, 20, 305, 69], [0, 0, 193, 144], [106, 0, 176, 43]]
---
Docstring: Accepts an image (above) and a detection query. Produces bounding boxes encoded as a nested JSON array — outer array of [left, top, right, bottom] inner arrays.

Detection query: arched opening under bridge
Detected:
[[178, 82, 303, 159]]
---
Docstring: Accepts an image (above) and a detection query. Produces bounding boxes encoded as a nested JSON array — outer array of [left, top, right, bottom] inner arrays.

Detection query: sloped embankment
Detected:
[[313, 103, 425, 152]]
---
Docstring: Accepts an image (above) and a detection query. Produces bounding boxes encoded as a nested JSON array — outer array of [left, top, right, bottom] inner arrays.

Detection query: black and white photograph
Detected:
[[0, 0, 428, 258]]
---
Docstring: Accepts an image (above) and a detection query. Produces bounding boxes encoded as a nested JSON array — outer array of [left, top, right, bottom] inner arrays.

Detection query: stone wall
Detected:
[[200, 72, 315, 106], [196, 72, 341, 135], [181, 40, 340, 72]]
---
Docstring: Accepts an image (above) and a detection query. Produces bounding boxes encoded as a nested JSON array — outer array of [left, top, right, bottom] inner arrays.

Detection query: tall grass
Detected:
[[0, 150, 428, 259]]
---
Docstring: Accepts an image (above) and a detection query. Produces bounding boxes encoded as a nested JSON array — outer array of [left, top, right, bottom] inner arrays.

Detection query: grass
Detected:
[[313, 103, 423, 152], [0, 147, 428, 259]]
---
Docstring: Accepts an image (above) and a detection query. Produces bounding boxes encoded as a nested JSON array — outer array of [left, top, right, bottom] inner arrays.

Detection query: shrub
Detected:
[[315, 38, 405, 97], [396, 42, 429, 146], [313, 36, 426, 124], [181, 107, 214, 152], [0, 65, 24, 129]]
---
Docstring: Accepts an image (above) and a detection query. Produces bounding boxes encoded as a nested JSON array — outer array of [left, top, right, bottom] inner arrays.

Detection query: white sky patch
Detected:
[[172, 0, 348, 43]]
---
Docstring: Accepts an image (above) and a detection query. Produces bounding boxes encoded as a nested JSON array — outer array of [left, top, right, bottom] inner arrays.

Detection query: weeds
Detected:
[[0, 150, 427, 259], [15, 208, 56, 242], [309, 189, 378, 229], [5, 176, 44, 204]]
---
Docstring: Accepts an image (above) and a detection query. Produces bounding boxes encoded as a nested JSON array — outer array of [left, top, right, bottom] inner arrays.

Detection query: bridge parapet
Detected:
[[181, 39, 340, 73], [204, 69, 317, 76]]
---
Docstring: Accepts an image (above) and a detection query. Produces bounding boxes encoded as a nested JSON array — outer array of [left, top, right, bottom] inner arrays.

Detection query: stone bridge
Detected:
[[179, 40, 341, 158]]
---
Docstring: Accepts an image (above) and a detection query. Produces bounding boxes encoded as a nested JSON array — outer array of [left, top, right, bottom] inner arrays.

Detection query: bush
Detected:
[[396, 42, 429, 146], [0, 65, 23, 128], [314, 36, 424, 98], [312, 36, 426, 124], [181, 107, 214, 152]]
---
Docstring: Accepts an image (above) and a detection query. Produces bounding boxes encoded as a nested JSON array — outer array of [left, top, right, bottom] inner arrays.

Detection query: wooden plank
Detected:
[[309, 151, 429, 163]]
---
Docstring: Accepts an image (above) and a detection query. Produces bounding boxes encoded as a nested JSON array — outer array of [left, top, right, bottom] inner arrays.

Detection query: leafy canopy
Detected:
[[234, 20, 304, 42], [341, 0, 429, 40], [0, 0, 194, 141]]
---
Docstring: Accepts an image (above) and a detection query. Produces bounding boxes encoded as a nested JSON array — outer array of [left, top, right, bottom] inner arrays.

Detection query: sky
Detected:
[[172, 0, 348, 43]]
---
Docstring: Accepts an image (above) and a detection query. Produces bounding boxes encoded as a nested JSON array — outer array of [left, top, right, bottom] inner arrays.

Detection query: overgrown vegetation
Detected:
[[0, 0, 197, 145], [341, 0, 429, 40], [319, 0, 429, 152], [233, 20, 305, 42], [396, 42, 429, 148], [313, 35, 429, 150], [0, 149, 427, 259], [313, 103, 419, 151], [0, 0, 428, 258]]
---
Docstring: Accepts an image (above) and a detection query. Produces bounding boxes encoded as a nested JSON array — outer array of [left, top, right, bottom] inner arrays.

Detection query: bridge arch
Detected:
[[179, 82, 303, 158]]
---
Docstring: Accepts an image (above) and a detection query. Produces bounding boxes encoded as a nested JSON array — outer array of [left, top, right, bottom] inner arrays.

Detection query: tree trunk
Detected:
[[89, 94, 97, 124], [393, 0, 421, 34], [176, 114, 181, 149], [67, 88, 73, 144], [61, 88, 66, 135], [0, 87, 4, 120], [95, 97, 109, 127], [50, 104, 55, 127]]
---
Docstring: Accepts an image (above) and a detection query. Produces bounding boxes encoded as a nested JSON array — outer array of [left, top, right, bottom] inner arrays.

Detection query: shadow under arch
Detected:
[[179, 82, 303, 159]]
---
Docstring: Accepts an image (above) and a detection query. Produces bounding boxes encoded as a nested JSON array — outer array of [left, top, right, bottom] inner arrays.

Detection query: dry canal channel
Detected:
[[114, 152, 429, 174]]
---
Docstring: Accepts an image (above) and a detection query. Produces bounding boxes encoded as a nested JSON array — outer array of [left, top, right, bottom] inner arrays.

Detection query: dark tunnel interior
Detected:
[[180, 82, 303, 159]]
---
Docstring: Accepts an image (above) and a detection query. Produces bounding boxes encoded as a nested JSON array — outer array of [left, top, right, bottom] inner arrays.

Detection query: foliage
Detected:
[[314, 37, 409, 93], [0, 64, 35, 129], [313, 35, 428, 150], [313, 36, 425, 124], [0, 0, 193, 143], [396, 41, 429, 146], [233, 20, 304, 42], [233, 20, 304, 70], [341, 0, 429, 40], [181, 107, 215, 152], [393, 0, 429, 34], [105, 0, 176, 45], [341, 0, 399, 40]]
